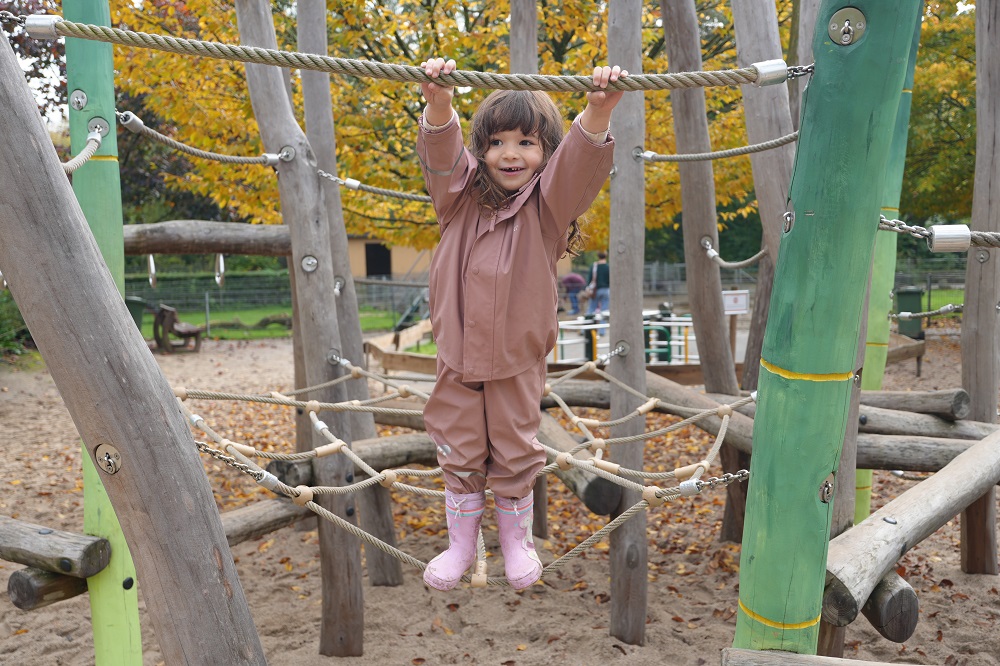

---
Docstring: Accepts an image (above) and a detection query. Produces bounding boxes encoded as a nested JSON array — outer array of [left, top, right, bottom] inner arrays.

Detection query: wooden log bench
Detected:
[[152, 304, 205, 353]]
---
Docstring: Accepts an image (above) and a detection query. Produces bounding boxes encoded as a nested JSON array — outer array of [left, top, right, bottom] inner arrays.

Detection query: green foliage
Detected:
[[902, 2, 976, 219], [0, 290, 30, 354]]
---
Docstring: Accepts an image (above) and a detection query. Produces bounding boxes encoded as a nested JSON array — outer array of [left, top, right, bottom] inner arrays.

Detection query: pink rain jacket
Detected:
[[418, 114, 615, 382]]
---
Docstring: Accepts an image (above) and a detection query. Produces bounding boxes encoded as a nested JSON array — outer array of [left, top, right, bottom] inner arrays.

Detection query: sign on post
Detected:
[[723, 290, 750, 315]]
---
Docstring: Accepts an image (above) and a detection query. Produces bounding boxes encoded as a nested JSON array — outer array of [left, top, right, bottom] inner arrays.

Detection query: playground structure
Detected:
[[0, 1, 999, 665]]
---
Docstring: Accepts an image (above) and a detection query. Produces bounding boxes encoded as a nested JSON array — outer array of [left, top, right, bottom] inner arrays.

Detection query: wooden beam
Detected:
[[0, 515, 109, 578], [824, 428, 1000, 627], [860, 572, 918, 643], [123, 220, 291, 256], [7, 567, 89, 611], [860, 388, 970, 421], [0, 30, 264, 663]]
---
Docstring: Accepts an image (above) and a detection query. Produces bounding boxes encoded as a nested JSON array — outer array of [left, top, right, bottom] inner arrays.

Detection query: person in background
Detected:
[[587, 251, 610, 315], [560, 272, 587, 315]]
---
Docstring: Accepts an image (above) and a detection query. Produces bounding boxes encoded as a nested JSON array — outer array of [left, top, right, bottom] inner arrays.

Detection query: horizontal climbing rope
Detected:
[[117, 110, 284, 165], [317, 169, 432, 203], [22, 15, 793, 93], [62, 131, 102, 174], [701, 238, 768, 270], [640, 131, 798, 163], [890, 303, 962, 320], [879, 215, 1000, 252], [178, 351, 751, 588]]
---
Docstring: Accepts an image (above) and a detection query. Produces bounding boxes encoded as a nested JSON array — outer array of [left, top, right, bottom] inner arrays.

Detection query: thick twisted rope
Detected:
[[641, 131, 798, 163], [702, 239, 769, 270], [117, 111, 278, 165], [62, 135, 102, 174], [50, 19, 762, 92]]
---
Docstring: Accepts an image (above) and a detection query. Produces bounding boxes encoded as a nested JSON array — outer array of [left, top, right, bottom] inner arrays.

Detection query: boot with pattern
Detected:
[[495, 492, 543, 590], [423, 489, 485, 591]]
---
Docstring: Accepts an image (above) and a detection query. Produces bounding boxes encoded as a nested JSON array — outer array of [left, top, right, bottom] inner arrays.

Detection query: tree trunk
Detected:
[[733, 1, 922, 653], [0, 31, 265, 664], [959, 0, 1000, 576], [661, 0, 740, 398], [608, 0, 648, 645], [234, 0, 364, 655], [297, 0, 402, 588]]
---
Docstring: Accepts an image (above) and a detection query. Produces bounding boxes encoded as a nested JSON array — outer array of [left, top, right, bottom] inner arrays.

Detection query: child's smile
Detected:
[[484, 129, 544, 193]]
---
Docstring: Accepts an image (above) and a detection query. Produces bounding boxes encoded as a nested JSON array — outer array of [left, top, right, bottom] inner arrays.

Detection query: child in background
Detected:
[[417, 56, 627, 590]]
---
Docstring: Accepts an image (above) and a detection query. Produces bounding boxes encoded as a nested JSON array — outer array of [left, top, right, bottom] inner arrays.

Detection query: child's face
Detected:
[[483, 129, 544, 193]]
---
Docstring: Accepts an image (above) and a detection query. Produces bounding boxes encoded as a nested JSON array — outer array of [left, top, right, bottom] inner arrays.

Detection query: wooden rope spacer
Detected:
[[380, 470, 398, 488], [591, 457, 620, 475], [637, 397, 659, 415], [173, 386, 188, 400], [674, 461, 709, 481], [224, 439, 257, 458], [305, 400, 321, 414], [471, 560, 488, 588], [643, 486, 666, 507], [314, 441, 344, 457], [398, 385, 411, 398], [716, 405, 734, 418], [292, 485, 314, 506], [556, 453, 574, 470], [588, 438, 607, 454], [351, 366, 363, 379]]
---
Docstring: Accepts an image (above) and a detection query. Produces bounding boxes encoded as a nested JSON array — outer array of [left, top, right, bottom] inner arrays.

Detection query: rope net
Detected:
[[180, 354, 750, 589]]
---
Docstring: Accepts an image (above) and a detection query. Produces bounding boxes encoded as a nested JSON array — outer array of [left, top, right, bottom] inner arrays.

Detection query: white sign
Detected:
[[723, 290, 750, 315]]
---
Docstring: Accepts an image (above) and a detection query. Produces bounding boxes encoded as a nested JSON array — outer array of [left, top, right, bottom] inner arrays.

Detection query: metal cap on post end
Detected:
[[24, 14, 62, 40], [926, 225, 971, 253], [752, 59, 789, 87]]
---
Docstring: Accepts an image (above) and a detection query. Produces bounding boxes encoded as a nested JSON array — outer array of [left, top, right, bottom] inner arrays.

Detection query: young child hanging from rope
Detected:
[[417, 56, 627, 591]]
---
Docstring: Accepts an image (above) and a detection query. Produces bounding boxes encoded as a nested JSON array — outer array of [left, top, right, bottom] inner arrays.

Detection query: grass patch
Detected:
[[137, 305, 396, 341]]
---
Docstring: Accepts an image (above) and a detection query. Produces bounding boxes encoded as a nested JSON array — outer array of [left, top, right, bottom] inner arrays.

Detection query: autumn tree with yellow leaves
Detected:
[[111, 1, 767, 252]]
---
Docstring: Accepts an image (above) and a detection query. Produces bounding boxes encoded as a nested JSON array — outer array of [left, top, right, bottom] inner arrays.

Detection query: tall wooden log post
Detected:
[[725, 0, 797, 544], [0, 32, 265, 665], [855, 8, 923, 525], [607, 0, 648, 646], [732, 0, 921, 654], [63, 0, 142, 661], [297, 0, 402, 587], [509, 0, 549, 542], [661, 0, 740, 398], [788, 0, 821, 131], [234, 0, 364, 655], [959, 0, 1000, 576]]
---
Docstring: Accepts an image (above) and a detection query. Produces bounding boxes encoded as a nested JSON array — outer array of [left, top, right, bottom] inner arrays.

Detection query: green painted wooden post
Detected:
[[854, 5, 924, 525], [732, 0, 922, 654], [64, 0, 143, 662]]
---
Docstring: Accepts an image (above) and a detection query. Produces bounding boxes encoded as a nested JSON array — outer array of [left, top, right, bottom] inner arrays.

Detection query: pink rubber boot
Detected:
[[495, 493, 543, 590], [423, 490, 485, 591]]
